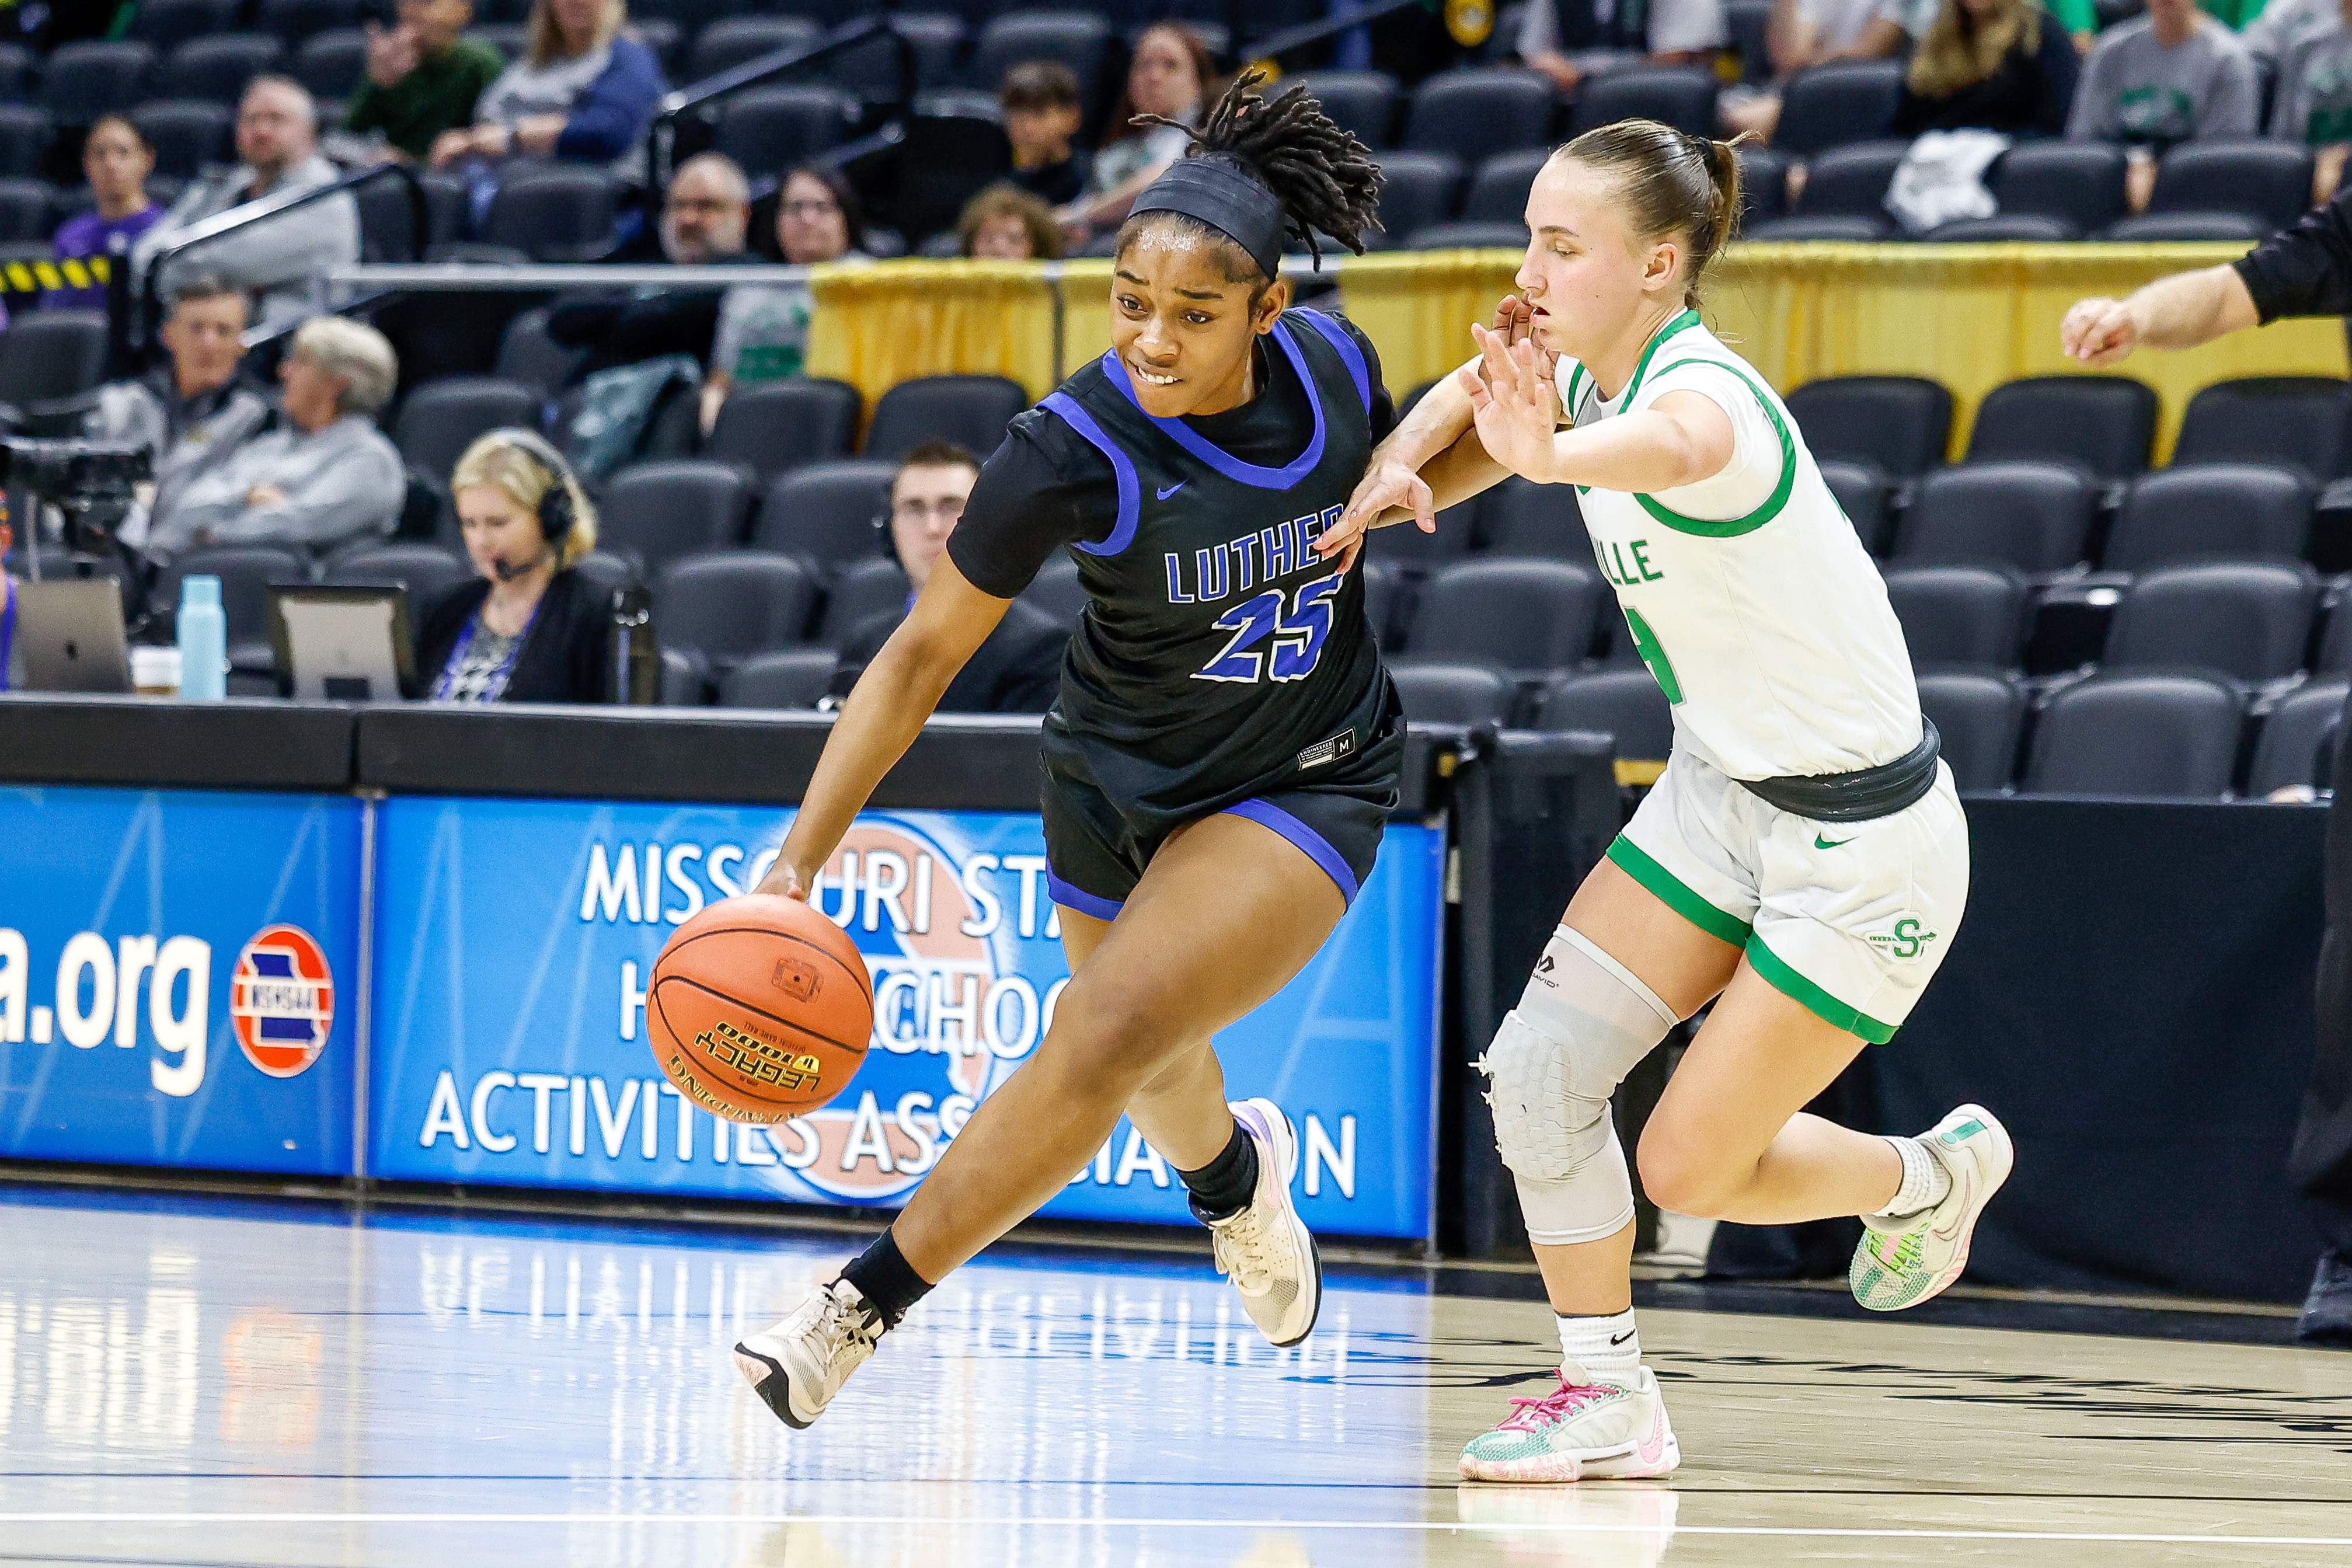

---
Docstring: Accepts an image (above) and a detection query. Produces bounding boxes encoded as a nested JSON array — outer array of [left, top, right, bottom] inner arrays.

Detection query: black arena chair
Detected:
[[43, 42, 157, 124], [2102, 560, 2318, 682], [1527, 667, 1675, 759], [1893, 462, 2100, 573], [1818, 459, 1894, 554], [722, 647, 841, 710], [1991, 141, 2128, 235], [688, 17, 822, 82], [1966, 375, 2157, 482], [656, 552, 819, 676], [1883, 564, 2029, 669], [711, 86, 852, 173], [1374, 151, 1465, 242], [1403, 559, 1604, 675], [814, 556, 914, 645], [598, 461, 753, 577], [131, 99, 232, 180], [484, 166, 617, 262], [131, 0, 242, 53], [1786, 375, 1952, 476], [392, 378, 543, 483], [754, 459, 895, 574], [1917, 670, 2026, 790], [0, 106, 48, 179], [2022, 672, 2246, 797], [1287, 69, 1400, 149], [1387, 660, 1517, 727], [321, 541, 476, 606], [2248, 680, 2348, 795], [966, 12, 1116, 101], [1773, 60, 1903, 156], [2171, 377, 2352, 484], [1462, 148, 1553, 225], [2101, 465, 2313, 572], [159, 36, 283, 107], [1793, 140, 1908, 218], [705, 378, 863, 485], [1569, 66, 1719, 138], [865, 375, 1028, 463], [1405, 69, 1556, 164]]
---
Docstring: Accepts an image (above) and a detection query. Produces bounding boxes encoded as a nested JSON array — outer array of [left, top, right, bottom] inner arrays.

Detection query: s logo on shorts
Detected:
[[1867, 915, 1939, 962]]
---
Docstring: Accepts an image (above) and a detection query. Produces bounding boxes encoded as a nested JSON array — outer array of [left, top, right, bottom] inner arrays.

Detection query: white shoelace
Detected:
[[1211, 1207, 1279, 1293], [800, 1284, 879, 1372]]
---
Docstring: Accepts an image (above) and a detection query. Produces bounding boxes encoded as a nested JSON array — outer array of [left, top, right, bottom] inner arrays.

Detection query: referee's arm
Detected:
[[2061, 184, 2352, 364]]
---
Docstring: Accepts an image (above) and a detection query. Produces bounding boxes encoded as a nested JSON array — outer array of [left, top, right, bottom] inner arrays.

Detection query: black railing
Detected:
[[644, 16, 919, 192]]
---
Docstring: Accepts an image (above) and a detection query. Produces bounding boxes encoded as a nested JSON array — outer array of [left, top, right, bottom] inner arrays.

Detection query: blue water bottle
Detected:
[[177, 576, 227, 702]]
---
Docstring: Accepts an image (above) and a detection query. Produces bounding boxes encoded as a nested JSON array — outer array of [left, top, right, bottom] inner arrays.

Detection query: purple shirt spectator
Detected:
[[47, 205, 164, 311]]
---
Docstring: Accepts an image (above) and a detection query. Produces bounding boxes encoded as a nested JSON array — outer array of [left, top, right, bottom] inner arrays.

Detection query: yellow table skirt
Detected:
[[806, 244, 2348, 462]]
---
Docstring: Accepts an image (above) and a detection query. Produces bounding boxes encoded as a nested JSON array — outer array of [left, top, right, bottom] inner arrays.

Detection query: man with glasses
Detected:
[[828, 440, 1068, 713], [550, 152, 755, 382]]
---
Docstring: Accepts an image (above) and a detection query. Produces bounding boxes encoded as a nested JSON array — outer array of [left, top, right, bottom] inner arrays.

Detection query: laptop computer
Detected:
[[15, 578, 133, 694], [267, 585, 418, 702]]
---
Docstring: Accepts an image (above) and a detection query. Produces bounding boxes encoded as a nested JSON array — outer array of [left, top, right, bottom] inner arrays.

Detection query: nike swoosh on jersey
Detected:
[[1814, 834, 1853, 849], [1156, 481, 1186, 500]]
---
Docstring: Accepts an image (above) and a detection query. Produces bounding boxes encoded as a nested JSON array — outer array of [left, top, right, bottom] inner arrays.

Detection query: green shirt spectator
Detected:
[[2200, 0, 2269, 27], [346, 0, 504, 162]]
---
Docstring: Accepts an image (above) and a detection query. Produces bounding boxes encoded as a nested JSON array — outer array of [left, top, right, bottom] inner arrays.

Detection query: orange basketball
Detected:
[[646, 894, 873, 1123]]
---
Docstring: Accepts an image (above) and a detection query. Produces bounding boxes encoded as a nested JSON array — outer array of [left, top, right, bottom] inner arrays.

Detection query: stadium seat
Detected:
[[1406, 220, 1531, 249], [1786, 375, 1952, 476], [622, 0, 727, 34], [571, 549, 639, 604], [711, 85, 852, 174], [132, 100, 233, 180], [1287, 70, 1399, 149], [705, 377, 862, 483], [1388, 660, 1518, 727], [1463, 148, 1552, 225], [321, 541, 475, 605], [2142, 139, 2315, 234], [754, 459, 894, 572], [1921, 214, 2078, 241], [1404, 559, 1604, 674], [1773, 60, 1902, 156], [1893, 461, 2099, 573], [1354, 557, 1402, 643], [2106, 211, 2270, 241], [0, 312, 110, 409], [721, 647, 839, 709], [1527, 667, 1674, 758], [814, 556, 914, 643], [1373, 152, 1464, 243], [0, 45, 29, 104], [632, 18, 681, 74], [831, 14, 966, 102], [483, 167, 616, 262], [161, 36, 283, 107], [1884, 563, 2027, 668], [1795, 140, 1907, 219], [43, 42, 157, 125], [966, 12, 1116, 100], [258, 0, 362, 45], [355, 174, 435, 262], [660, 643, 709, 705], [1966, 375, 2156, 480], [2248, 680, 2347, 795], [2102, 465, 2313, 572], [1741, 214, 1889, 239], [1568, 66, 1719, 138], [393, 378, 544, 483], [2022, 672, 2245, 797], [131, 0, 241, 54], [2172, 377, 2352, 484], [493, 308, 583, 398], [688, 17, 823, 81], [1735, 143, 1790, 223], [1019, 554, 1088, 628], [598, 462, 753, 576], [1371, 490, 1480, 576], [1725, 0, 1774, 80], [1916, 670, 2025, 790], [0, 180, 48, 245], [1481, 476, 1585, 558], [1405, 69, 1556, 165], [0, 107, 47, 179], [1991, 141, 2128, 235], [156, 545, 305, 651], [1818, 459, 1894, 554], [2102, 560, 2318, 682], [656, 552, 818, 674], [865, 375, 1027, 462]]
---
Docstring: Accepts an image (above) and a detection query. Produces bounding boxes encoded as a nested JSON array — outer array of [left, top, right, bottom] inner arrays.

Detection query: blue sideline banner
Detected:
[[0, 786, 364, 1175], [369, 797, 1444, 1238]]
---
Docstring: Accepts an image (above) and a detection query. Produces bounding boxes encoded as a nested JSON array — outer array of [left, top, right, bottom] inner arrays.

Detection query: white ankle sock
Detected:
[[1872, 1135, 1953, 1219], [1557, 1308, 1640, 1385]]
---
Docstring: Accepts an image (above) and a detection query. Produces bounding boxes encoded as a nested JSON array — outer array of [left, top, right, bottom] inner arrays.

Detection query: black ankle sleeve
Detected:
[[1177, 1118, 1259, 1223], [840, 1228, 933, 1329]]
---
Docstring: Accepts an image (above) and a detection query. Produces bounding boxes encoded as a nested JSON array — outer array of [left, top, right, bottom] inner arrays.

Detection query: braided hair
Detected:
[[1122, 68, 1384, 288]]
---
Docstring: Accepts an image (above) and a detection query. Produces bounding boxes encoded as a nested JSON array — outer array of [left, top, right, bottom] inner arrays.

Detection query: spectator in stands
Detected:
[[89, 277, 274, 552], [1062, 23, 1212, 243], [699, 163, 869, 431], [1516, 0, 1729, 92], [550, 151, 751, 381], [418, 430, 611, 703], [2269, 2, 2352, 202], [1721, 0, 2090, 137], [430, 0, 665, 170], [133, 76, 360, 333], [152, 315, 404, 564], [346, 0, 507, 165], [1890, 0, 2081, 137], [958, 184, 1061, 260], [827, 440, 1066, 713], [2243, 0, 2334, 68], [0, 508, 18, 691], [1000, 60, 1092, 209], [2069, 0, 2257, 210], [46, 116, 161, 312]]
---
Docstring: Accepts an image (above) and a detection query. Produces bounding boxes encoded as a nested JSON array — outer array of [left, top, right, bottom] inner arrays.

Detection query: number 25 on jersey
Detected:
[[1194, 574, 1343, 684]]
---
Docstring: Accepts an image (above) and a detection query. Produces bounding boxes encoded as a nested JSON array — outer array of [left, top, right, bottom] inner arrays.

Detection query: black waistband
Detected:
[[1737, 719, 1942, 824]]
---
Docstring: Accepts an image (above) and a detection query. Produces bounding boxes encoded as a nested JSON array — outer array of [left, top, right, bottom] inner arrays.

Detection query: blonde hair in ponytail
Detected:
[[1553, 119, 1747, 309]]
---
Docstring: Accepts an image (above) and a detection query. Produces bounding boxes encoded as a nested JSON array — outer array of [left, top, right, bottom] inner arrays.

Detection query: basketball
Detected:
[[646, 894, 873, 1124]]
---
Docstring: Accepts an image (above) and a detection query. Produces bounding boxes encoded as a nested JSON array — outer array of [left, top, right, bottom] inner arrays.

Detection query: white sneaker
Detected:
[[733, 1277, 882, 1429], [1204, 1098, 1322, 1347], [1458, 1361, 1680, 1483], [1851, 1103, 2015, 1312]]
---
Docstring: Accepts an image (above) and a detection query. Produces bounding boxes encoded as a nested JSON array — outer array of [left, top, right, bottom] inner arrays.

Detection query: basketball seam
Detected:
[[661, 925, 876, 1006]]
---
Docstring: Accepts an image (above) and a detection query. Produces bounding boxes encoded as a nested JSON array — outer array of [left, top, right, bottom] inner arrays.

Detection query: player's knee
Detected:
[[1635, 1124, 1743, 1220], [1033, 983, 1178, 1102]]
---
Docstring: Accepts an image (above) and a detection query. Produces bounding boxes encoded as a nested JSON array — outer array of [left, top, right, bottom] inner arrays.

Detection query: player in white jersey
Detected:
[[1315, 119, 2012, 1483]]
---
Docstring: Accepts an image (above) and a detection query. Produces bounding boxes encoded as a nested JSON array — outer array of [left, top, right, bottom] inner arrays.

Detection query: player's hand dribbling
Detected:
[[1461, 322, 1560, 483], [2060, 297, 2141, 365], [754, 860, 814, 902]]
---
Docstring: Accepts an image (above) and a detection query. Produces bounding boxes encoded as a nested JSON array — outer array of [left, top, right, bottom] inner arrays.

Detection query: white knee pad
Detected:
[[1478, 926, 1679, 1246]]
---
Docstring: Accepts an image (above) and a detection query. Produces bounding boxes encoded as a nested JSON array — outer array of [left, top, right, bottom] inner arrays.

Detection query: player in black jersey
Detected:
[[731, 73, 1398, 1430]]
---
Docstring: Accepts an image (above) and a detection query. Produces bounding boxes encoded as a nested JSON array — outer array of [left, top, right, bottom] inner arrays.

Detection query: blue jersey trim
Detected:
[[1292, 308, 1371, 415], [1046, 867, 1125, 922], [1102, 318, 1327, 490], [1040, 391, 1141, 557], [1221, 797, 1360, 906]]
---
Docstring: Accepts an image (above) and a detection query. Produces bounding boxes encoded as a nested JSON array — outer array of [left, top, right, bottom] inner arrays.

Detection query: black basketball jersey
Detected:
[[957, 308, 1396, 824]]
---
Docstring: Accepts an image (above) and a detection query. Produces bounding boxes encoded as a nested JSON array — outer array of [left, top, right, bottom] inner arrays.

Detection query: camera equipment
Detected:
[[0, 437, 153, 560]]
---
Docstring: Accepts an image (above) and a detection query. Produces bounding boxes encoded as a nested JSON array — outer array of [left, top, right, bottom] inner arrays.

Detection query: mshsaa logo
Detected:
[[231, 924, 334, 1078]]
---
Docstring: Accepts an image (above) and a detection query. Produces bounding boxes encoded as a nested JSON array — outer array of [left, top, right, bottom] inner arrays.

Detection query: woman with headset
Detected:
[[416, 428, 614, 704]]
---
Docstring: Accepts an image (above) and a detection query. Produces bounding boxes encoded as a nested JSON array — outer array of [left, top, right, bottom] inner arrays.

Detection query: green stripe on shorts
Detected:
[[1605, 835, 1751, 947], [1744, 935, 1900, 1043]]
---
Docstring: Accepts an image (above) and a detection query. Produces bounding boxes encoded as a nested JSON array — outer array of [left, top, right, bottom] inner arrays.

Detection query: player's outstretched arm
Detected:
[[2060, 265, 2259, 365], [757, 558, 1009, 900], [1464, 325, 1736, 495]]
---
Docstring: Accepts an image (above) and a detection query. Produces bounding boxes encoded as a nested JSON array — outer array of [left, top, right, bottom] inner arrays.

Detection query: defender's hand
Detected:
[[1461, 323, 1560, 482], [1317, 457, 1437, 571]]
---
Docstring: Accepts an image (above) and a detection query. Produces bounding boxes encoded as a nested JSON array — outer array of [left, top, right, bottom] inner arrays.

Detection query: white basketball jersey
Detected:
[[1556, 310, 1921, 782]]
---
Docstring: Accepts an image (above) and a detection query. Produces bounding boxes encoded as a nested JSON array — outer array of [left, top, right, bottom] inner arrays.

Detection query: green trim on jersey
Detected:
[[1630, 357, 1797, 538], [1745, 936, 1900, 1043], [1621, 309, 1702, 405], [1563, 363, 1587, 422], [1607, 835, 1751, 947]]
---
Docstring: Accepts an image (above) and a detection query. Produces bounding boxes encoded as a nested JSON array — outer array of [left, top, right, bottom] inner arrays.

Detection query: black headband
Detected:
[[1130, 154, 1289, 281]]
